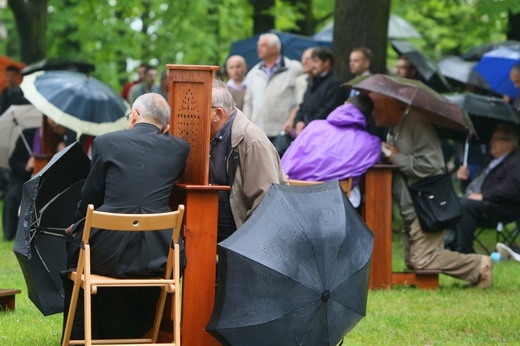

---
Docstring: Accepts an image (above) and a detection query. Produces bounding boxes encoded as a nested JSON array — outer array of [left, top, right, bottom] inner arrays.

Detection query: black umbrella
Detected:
[[13, 142, 90, 315], [445, 93, 519, 143], [391, 39, 451, 93], [21, 58, 95, 76], [206, 181, 374, 346]]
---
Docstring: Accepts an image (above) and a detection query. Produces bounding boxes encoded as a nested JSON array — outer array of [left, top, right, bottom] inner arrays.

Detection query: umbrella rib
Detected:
[[33, 244, 65, 299]]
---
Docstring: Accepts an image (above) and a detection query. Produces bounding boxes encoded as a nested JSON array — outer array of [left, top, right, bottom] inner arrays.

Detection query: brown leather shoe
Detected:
[[476, 255, 493, 288]]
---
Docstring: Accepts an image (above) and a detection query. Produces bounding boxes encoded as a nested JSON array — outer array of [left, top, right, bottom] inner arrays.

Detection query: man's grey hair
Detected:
[[133, 93, 170, 129], [212, 79, 236, 113], [260, 33, 281, 53]]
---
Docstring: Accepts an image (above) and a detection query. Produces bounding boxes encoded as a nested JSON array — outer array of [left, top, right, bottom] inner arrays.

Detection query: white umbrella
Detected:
[[313, 14, 422, 41], [0, 104, 42, 169]]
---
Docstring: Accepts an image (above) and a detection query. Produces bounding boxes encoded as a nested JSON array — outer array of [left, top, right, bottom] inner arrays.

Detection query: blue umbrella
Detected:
[[20, 70, 129, 137], [228, 30, 331, 72], [473, 47, 520, 99]]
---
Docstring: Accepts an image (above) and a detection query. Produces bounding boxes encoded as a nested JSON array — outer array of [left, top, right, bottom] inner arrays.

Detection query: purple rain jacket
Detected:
[[281, 103, 381, 188]]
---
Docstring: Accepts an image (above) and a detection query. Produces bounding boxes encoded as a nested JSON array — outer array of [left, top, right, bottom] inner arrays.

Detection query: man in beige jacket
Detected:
[[210, 79, 288, 241]]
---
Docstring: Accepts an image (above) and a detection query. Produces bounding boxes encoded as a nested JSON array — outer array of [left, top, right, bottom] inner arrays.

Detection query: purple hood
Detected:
[[281, 103, 381, 185]]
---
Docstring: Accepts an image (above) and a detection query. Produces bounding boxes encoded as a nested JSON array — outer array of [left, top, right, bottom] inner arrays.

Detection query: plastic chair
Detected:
[[287, 178, 352, 198], [62, 204, 185, 346], [474, 217, 520, 254]]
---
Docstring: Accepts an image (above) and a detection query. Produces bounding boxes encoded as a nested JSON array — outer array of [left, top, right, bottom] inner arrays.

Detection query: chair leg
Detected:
[[84, 284, 92, 346], [62, 279, 80, 346]]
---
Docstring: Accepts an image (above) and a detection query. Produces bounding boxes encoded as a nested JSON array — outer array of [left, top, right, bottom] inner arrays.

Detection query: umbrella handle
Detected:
[[463, 139, 469, 167]]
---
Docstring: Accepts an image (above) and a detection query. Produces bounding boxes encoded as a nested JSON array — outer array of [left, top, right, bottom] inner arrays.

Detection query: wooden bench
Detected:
[[0, 289, 21, 311], [391, 269, 440, 289]]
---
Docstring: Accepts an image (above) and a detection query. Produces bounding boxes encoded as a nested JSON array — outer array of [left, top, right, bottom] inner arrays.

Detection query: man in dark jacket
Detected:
[[63, 92, 190, 340], [294, 47, 346, 136], [453, 123, 520, 254]]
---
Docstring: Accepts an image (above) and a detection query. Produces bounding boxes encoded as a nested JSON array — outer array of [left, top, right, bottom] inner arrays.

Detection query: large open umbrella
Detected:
[[345, 74, 476, 138], [21, 58, 95, 76], [446, 93, 519, 143], [20, 70, 129, 137], [390, 40, 451, 93], [206, 181, 373, 346], [461, 40, 520, 61], [13, 142, 90, 315], [438, 56, 490, 91], [0, 104, 42, 169], [473, 47, 520, 99]]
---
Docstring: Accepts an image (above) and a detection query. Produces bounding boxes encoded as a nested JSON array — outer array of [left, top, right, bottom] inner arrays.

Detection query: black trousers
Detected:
[[453, 198, 487, 254]]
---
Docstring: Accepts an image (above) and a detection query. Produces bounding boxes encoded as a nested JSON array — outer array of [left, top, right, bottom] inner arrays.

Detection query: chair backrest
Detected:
[[81, 204, 185, 248]]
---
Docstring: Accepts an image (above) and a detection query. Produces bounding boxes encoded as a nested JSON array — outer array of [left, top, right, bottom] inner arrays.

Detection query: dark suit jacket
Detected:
[[9, 128, 37, 183], [480, 149, 520, 220], [70, 123, 190, 278], [294, 71, 346, 126]]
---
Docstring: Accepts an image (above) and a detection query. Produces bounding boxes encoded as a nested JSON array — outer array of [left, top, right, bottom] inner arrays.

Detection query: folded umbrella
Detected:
[[345, 74, 476, 138], [207, 181, 373, 346], [0, 104, 42, 169], [20, 70, 129, 137], [13, 142, 91, 315], [473, 47, 520, 99]]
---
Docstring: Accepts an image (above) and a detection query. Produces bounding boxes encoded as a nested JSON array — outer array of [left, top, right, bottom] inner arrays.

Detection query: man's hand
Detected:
[[467, 193, 483, 201], [282, 119, 294, 133], [294, 121, 305, 137], [65, 224, 74, 234], [384, 143, 399, 161], [25, 156, 35, 172], [456, 165, 469, 181]]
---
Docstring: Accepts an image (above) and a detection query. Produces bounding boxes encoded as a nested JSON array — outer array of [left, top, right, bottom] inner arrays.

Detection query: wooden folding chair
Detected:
[[62, 204, 185, 346], [288, 178, 352, 198]]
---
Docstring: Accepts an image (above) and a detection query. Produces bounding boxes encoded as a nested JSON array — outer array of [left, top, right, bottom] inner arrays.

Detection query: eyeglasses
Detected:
[[125, 108, 141, 120]]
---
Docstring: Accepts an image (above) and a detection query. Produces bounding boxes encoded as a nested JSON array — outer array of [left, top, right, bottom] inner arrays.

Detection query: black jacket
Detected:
[[480, 149, 520, 220], [294, 71, 346, 126]]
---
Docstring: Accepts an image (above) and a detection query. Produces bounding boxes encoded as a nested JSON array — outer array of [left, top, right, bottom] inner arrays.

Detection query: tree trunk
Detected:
[[507, 11, 520, 41], [285, 0, 315, 35], [332, 0, 390, 83], [250, 0, 275, 34], [7, 0, 48, 64]]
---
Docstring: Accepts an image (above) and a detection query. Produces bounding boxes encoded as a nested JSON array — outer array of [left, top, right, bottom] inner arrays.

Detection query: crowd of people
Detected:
[[1, 33, 520, 340]]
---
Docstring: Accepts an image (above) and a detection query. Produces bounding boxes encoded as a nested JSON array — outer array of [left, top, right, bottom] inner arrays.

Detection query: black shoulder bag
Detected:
[[404, 170, 463, 232]]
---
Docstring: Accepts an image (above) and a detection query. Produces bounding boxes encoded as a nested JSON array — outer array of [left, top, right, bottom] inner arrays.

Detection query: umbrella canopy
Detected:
[[20, 70, 129, 137], [390, 40, 451, 93], [13, 142, 90, 315], [313, 14, 421, 41], [446, 93, 519, 143], [345, 74, 476, 137], [228, 30, 331, 73], [206, 181, 373, 346], [0, 104, 42, 169], [0, 55, 25, 93], [461, 40, 520, 61], [473, 47, 520, 99], [21, 58, 95, 76], [438, 56, 490, 91]]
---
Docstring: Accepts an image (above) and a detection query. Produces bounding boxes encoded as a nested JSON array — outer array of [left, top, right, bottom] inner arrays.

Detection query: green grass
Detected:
[[1, 199, 519, 345]]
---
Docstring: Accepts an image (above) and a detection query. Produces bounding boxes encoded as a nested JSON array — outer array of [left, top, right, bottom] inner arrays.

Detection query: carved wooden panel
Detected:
[[167, 65, 218, 185]]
